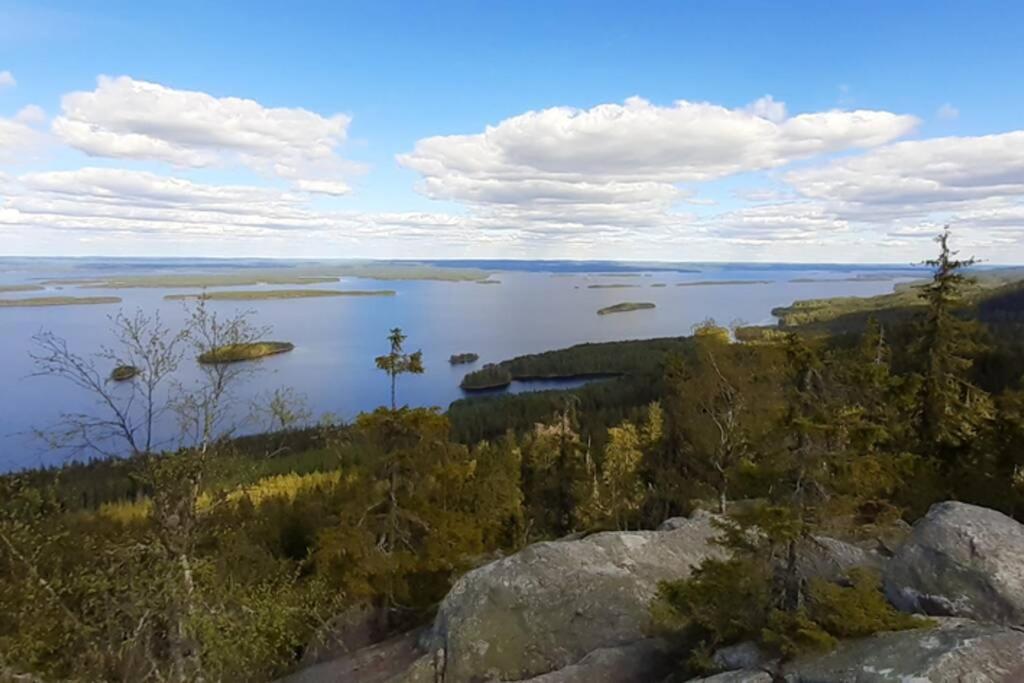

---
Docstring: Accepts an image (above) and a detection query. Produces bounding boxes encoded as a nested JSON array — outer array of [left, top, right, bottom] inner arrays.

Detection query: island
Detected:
[[677, 279, 772, 287], [597, 302, 656, 315], [586, 284, 640, 289], [459, 363, 513, 390], [449, 353, 480, 365], [164, 289, 395, 301], [110, 365, 140, 381], [474, 280, 501, 285], [0, 284, 45, 293], [198, 341, 295, 364], [40, 262, 490, 289], [0, 296, 122, 308]]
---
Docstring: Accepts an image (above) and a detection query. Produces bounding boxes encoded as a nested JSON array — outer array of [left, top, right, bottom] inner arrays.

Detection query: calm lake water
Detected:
[[0, 258, 922, 471]]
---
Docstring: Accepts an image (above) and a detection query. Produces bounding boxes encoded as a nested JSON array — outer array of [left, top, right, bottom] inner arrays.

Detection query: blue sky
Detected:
[[1, 1, 1023, 262]]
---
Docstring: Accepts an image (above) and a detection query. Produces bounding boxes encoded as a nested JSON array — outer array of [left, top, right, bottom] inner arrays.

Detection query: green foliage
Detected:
[[807, 568, 930, 639], [375, 328, 425, 409]]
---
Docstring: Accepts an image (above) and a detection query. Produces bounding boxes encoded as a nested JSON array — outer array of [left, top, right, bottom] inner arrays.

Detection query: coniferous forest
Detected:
[[4, 232, 1024, 681]]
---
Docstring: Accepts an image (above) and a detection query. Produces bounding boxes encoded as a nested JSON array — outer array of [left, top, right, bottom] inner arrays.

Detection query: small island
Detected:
[[586, 284, 640, 289], [0, 296, 122, 308], [460, 363, 513, 391], [0, 284, 45, 293], [677, 279, 772, 287], [110, 365, 140, 382], [165, 289, 395, 301], [597, 302, 656, 316], [449, 353, 480, 365], [198, 341, 295, 364]]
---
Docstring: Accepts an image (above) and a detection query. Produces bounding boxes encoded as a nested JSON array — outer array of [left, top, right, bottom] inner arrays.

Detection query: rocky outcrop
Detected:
[[712, 641, 766, 672], [788, 618, 1024, 681], [796, 535, 884, 584], [419, 511, 725, 681], [884, 501, 1024, 624], [515, 639, 672, 682], [689, 619, 1024, 682]]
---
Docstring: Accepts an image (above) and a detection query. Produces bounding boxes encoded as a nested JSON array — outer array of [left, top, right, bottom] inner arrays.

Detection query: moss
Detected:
[[198, 341, 295, 364]]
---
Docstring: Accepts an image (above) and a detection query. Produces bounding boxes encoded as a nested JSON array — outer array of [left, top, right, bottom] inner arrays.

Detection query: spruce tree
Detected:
[[914, 229, 993, 459]]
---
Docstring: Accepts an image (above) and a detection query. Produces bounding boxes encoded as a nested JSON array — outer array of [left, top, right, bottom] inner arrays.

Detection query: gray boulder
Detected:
[[514, 639, 672, 682], [688, 620, 1024, 683], [884, 501, 1024, 624], [712, 641, 766, 671], [787, 618, 1024, 682], [420, 511, 726, 681], [796, 536, 884, 584]]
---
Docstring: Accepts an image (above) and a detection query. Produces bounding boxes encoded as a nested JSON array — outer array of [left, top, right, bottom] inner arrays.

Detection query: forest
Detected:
[[3, 231, 1024, 681]]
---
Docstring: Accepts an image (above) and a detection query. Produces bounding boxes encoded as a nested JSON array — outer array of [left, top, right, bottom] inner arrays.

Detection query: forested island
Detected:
[[597, 301, 656, 315], [5, 233, 1024, 681], [449, 352, 479, 365]]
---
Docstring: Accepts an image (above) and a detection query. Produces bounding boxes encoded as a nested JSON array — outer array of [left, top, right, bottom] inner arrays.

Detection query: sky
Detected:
[[1, 1, 1023, 263]]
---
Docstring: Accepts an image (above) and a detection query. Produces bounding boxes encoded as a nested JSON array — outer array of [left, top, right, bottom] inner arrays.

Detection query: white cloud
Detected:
[[787, 131, 1024, 216], [51, 76, 358, 189], [936, 103, 960, 121], [0, 114, 45, 163], [397, 96, 917, 243], [14, 104, 46, 125], [294, 178, 352, 196], [0, 70, 15, 89], [744, 95, 787, 123]]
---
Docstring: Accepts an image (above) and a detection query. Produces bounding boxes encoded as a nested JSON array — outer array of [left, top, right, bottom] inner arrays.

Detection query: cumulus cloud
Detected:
[[787, 131, 1024, 217], [395, 95, 916, 247], [0, 70, 14, 88], [51, 76, 357, 189], [0, 112, 46, 163]]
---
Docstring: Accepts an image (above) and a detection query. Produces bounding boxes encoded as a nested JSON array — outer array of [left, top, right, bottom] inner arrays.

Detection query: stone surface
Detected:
[[797, 536, 884, 584], [884, 501, 1024, 624], [687, 671, 772, 683], [514, 639, 672, 682], [787, 618, 1024, 682], [279, 629, 424, 683], [299, 603, 389, 666], [420, 511, 726, 681], [712, 641, 766, 672]]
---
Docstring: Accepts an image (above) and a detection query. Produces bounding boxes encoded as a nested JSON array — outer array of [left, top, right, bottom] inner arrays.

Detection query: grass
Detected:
[[0, 296, 122, 308], [165, 289, 395, 301], [198, 341, 295, 364], [0, 284, 45, 293], [597, 302, 656, 315]]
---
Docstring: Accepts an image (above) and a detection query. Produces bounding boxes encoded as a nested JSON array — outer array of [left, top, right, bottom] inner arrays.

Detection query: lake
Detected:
[[0, 258, 922, 471]]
